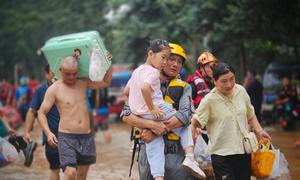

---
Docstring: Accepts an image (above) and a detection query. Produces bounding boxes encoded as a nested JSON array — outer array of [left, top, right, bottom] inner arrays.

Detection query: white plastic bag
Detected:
[[277, 152, 291, 180], [268, 145, 281, 179], [0, 137, 18, 168], [194, 136, 215, 178], [89, 49, 108, 81], [194, 135, 211, 165]]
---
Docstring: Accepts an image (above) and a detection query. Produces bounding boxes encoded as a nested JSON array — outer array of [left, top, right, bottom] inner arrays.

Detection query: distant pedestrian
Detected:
[[24, 65, 60, 179], [16, 76, 31, 121], [90, 88, 112, 143], [274, 76, 298, 130], [243, 69, 263, 122]]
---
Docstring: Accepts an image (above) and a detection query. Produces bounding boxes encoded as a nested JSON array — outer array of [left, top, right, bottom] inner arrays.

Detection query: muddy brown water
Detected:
[[0, 122, 139, 180], [0, 123, 299, 180]]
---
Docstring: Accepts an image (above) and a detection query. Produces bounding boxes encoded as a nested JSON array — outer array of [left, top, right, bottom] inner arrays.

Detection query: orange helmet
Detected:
[[197, 52, 217, 65]]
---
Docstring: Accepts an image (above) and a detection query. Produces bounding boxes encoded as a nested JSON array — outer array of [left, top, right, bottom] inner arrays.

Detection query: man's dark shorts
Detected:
[[45, 143, 60, 169], [58, 132, 96, 171]]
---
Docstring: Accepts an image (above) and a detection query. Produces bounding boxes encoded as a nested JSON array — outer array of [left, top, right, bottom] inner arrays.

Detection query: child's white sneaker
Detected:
[[182, 157, 206, 179]]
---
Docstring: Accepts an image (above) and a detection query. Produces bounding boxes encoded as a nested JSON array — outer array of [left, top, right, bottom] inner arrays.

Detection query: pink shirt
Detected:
[[127, 64, 164, 115]]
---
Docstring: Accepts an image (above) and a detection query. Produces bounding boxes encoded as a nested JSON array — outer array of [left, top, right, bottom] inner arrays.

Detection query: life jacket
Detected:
[[163, 77, 186, 140], [187, 70, 211, 107], [164, 78, 186, 110]]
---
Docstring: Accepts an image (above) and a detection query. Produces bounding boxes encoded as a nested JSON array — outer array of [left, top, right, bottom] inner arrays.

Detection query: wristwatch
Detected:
[[120, 104, 131, 119]]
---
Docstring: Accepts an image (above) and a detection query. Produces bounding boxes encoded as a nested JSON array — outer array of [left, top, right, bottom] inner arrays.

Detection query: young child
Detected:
[[125, 39, 206, 180]]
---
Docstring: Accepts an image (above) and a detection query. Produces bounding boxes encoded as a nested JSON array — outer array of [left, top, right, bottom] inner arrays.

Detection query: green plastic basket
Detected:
[[42, 31, 111, 79]]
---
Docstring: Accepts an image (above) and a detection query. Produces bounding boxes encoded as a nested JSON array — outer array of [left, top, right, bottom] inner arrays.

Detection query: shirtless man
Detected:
[[38, 56, 112, 180]]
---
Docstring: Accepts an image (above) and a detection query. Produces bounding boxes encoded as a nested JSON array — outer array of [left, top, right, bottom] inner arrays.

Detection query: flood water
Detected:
[[0, 122, 139, 180], [0, 122, 299, 179]]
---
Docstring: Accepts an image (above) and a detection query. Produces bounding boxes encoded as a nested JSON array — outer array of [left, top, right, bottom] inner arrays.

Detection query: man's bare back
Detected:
[[51, 79, 90, 134]]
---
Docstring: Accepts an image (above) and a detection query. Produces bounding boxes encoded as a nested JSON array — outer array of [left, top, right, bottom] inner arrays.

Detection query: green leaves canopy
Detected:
[[0, 0, 298, 82]]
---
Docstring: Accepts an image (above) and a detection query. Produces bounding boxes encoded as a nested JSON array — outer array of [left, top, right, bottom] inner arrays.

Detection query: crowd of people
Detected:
[[0, 38, 299, 180], [0, 76, 39, 121]]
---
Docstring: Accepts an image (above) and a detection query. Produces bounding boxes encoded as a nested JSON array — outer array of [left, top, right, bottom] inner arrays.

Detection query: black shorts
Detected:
[[58, 132, 96, 171], [45, 143, 60, 169]]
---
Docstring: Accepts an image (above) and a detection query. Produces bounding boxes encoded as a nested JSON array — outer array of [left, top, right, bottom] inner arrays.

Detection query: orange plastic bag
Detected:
[[251, 140, 275, 178]]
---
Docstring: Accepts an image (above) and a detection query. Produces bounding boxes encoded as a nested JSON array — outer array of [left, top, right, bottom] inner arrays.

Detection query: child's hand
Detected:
[[141, 129, 156, 143], [150, 106, 164, 120]]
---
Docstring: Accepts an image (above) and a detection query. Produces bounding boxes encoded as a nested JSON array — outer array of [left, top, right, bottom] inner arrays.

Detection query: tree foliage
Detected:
[[0, 0, 299, 82], [0, 0, 110, 80]]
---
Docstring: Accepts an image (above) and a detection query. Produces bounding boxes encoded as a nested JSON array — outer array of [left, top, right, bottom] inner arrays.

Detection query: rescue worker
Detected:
[[187, 52, 217, 108], [186, 52, 217, 143], [122, 43, 197, 180]]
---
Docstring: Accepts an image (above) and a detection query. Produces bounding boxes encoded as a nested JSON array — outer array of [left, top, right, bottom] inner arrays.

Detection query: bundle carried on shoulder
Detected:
[[42, 31, 111, 81]]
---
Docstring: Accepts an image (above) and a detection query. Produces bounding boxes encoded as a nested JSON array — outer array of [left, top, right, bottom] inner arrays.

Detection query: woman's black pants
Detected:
[[211, 153, 251, 180]]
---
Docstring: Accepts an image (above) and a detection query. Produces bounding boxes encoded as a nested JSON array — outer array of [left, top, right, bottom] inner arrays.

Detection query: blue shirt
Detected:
[[16, 85, 30, 101], [30, 81, 60, 145]]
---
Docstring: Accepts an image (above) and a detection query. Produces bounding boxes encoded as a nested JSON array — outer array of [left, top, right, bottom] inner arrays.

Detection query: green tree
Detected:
[[196, 0, 299, 79], [0, 0, 299, 83], [0, 0, 110, 82]]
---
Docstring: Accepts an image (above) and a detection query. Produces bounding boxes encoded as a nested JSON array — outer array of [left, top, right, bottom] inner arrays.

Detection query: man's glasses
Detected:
[[168, 55, 184, 66]]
